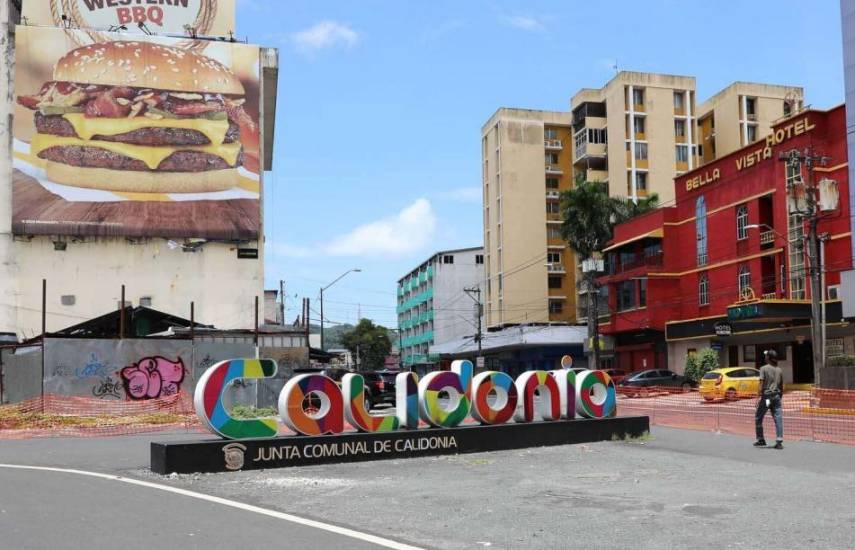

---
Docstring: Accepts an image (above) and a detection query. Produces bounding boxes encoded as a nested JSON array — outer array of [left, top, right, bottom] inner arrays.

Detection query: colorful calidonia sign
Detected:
[[194, 359, 617, 441]]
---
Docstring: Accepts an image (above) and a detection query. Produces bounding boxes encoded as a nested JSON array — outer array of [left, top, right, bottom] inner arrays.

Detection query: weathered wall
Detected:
[[0, 3, 18, 335], [0, 345, 42, 404]]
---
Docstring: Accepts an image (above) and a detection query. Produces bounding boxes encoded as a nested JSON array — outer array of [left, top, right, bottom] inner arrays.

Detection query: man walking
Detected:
[[754, 349, 784, 449]]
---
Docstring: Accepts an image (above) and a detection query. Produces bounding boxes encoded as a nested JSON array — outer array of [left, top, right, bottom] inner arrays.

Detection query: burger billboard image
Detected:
[[13, 25, 261, 239]]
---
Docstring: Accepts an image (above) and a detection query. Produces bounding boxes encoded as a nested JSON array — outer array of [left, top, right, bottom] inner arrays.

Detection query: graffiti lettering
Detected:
[[198, 354, 216, 370], [121, 356, 186, 400], [92, 376, 123, 400], [75, 354, 112, 380]]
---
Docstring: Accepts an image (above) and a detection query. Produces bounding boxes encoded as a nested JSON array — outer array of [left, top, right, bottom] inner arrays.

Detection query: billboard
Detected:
[[13, 25, 261, 239], [22, 0, 236, 38]]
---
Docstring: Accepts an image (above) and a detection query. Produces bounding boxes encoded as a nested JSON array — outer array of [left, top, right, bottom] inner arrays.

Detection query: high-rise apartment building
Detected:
[[482, 72, 805, 330], [397, 247, 484, 370], [697, 82, 804, 164], [571, 72, 699, 206], [481, 109, 575, 329]]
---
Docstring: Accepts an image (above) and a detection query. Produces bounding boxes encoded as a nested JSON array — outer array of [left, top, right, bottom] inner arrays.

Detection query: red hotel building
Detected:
[[597, 105, 851, 384]]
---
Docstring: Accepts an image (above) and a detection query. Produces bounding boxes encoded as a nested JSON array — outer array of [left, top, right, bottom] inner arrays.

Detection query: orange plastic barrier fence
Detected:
[[0, 392, 201, 439], [617, 386, 855, 445]]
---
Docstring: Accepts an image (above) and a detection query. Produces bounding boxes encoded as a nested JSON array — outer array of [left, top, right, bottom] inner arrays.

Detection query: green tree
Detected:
[[560, 182, 660, 369], [684, 348, 719, 382], [560, 180, 614, 369], [341, 319, 392, 370], [611, 193, 660, 224]]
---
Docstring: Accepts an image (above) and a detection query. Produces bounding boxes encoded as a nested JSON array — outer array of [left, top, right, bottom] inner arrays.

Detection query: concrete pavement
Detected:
[[1, 427, 854, 548]]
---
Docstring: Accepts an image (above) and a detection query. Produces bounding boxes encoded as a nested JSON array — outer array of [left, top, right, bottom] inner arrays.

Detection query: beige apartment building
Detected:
[[482, 72, 804, 330], [481, 108, 576, 329], [571, 72, 700, 206], [697, 82, 804, 164]]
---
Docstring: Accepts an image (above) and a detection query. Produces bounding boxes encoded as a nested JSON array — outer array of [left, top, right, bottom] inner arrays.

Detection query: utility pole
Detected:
[[279, 279, 285, 325], [464, 286, 483, 362], [581, 258, 604, 370], [781, 147, 831, 389]]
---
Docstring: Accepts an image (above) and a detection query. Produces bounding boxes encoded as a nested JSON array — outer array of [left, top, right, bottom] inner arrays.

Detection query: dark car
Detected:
[[361, 370, 399, 410], [599, 368, 628, 383], [619, 369, 695, 396]]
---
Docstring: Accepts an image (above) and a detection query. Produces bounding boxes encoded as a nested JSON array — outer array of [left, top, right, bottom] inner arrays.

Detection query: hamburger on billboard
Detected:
[[13, 26, 261, 239]]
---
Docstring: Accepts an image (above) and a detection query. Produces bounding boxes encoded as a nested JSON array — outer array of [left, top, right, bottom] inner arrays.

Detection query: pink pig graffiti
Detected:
[[120, 356, 185, 400]]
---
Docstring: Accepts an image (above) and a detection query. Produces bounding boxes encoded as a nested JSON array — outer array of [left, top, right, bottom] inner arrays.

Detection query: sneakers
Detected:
[[753, 440, 767, 447], [773, 441, 783, 450]]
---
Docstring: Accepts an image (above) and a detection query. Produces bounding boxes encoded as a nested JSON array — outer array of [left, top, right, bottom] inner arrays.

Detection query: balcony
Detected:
[[760, 230, 776, 246], [545, 164, 563, 175], [544, 139, 563, 150], [546, 190, 560, 200], [547, 263, 566, 274], [573, 142, 607, 166], [605, 252, 664, 275]]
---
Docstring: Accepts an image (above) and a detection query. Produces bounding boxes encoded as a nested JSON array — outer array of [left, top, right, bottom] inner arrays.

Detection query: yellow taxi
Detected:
[[699, 367, 761, 401]]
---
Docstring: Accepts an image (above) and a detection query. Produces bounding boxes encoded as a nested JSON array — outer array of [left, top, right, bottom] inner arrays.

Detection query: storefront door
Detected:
[[792, 341, 814, 384]]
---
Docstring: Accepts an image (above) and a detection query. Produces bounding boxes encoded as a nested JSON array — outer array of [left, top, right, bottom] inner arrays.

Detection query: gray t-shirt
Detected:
[[759, 364, 784, 396]]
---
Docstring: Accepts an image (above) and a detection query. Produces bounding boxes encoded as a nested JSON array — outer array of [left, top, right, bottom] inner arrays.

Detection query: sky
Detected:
[[236, 0, 845, 330]]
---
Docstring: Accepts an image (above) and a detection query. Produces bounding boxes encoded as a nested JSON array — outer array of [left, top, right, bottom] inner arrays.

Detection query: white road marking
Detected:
[[0, 464, 421, 550]]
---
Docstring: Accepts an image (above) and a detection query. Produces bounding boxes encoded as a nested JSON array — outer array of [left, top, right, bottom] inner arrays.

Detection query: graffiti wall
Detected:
[[43, 338, 193, 400]]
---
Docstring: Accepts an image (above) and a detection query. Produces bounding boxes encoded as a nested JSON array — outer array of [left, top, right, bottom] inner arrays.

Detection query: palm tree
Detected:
[[611, 193, 660, 224], [560, 180, 614, 369], [560, 185, 659, 369]]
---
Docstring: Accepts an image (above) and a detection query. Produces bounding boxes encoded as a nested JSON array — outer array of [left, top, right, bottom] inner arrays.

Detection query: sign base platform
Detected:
[[151, 416, 650, 474]]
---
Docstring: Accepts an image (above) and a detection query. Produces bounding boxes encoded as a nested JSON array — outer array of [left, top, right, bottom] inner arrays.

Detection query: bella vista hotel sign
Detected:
[[685, 116, 816, 192]]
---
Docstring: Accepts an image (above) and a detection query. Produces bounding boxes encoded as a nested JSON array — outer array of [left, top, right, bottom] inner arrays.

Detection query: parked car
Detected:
[[599, 368, 628, 383], [699, 367, 761, 401], [618, 369, 695, 396], [361, 370, 399, 410]]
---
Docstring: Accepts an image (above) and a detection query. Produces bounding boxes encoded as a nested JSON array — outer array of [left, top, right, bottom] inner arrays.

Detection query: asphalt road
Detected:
[[1, 427, 855, 549]]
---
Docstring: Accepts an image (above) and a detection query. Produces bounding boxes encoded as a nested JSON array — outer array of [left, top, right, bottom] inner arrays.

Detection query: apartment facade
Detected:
[[397, 247, 484, 370], [571, 72, 700, 206], [597, 106, 850, 383], [481, 109, 576, 330], [697, 82, 804, 165]]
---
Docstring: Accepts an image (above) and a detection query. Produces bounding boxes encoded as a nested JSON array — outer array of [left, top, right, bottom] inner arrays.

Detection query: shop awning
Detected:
[[603, 228, 663, 252]]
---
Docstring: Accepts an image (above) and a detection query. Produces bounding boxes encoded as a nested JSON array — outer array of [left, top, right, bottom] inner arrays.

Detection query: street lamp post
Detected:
[[320, 268, 361, 351]]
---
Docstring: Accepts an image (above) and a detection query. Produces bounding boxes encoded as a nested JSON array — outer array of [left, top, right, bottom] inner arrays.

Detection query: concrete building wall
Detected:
[[12, 237, 263, 337], [840, 0, 855, 306], [481, 108, 574, 329], [697, 82, 804, 162], [433, 248, 484, 346], [0, 3, 18, 335]]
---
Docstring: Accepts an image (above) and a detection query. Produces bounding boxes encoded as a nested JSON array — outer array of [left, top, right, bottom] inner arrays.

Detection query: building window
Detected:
[[746, 124, 757, 143], [545, 128, 558, 140], [699, 273, 709, 306], [675, 119, 686, 137], [634, 142, 648, 160], [547, 226, 562, 239], [547, 252, 562, 264], [696, 197, 708, 266], [546, 202, 560, 214], [632, 88, 644, 107], [638, 278, 647, 307], [786, 158, 802, 186], [549, 300, 564, 314], [546, 177, 559, 189], [588, 128, 607, 143], [738, 264, 751, 298], [139, 296, 152, 308], [674, 91, 684, 110], [634, 116, 645, 135], [676, 144, 689, 163], [617, 280, 636, 311], [635, 172, 648, 191], [548, 276, 563, 289], [736, 204, 749, 240], [545, 152, 559, 165], [788, 211, 806, 299], [475, 254, 484, 265], [443, 255, 454, 264], [745, 97, 756, 117], [60, 295, 76, 306]]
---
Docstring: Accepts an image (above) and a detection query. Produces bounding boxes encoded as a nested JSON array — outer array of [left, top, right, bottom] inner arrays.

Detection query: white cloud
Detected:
[[292, 21, 359, 53], [439, 187, 482, 203], [500, 15, 546, 32], [325, 198, 437, 257]]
